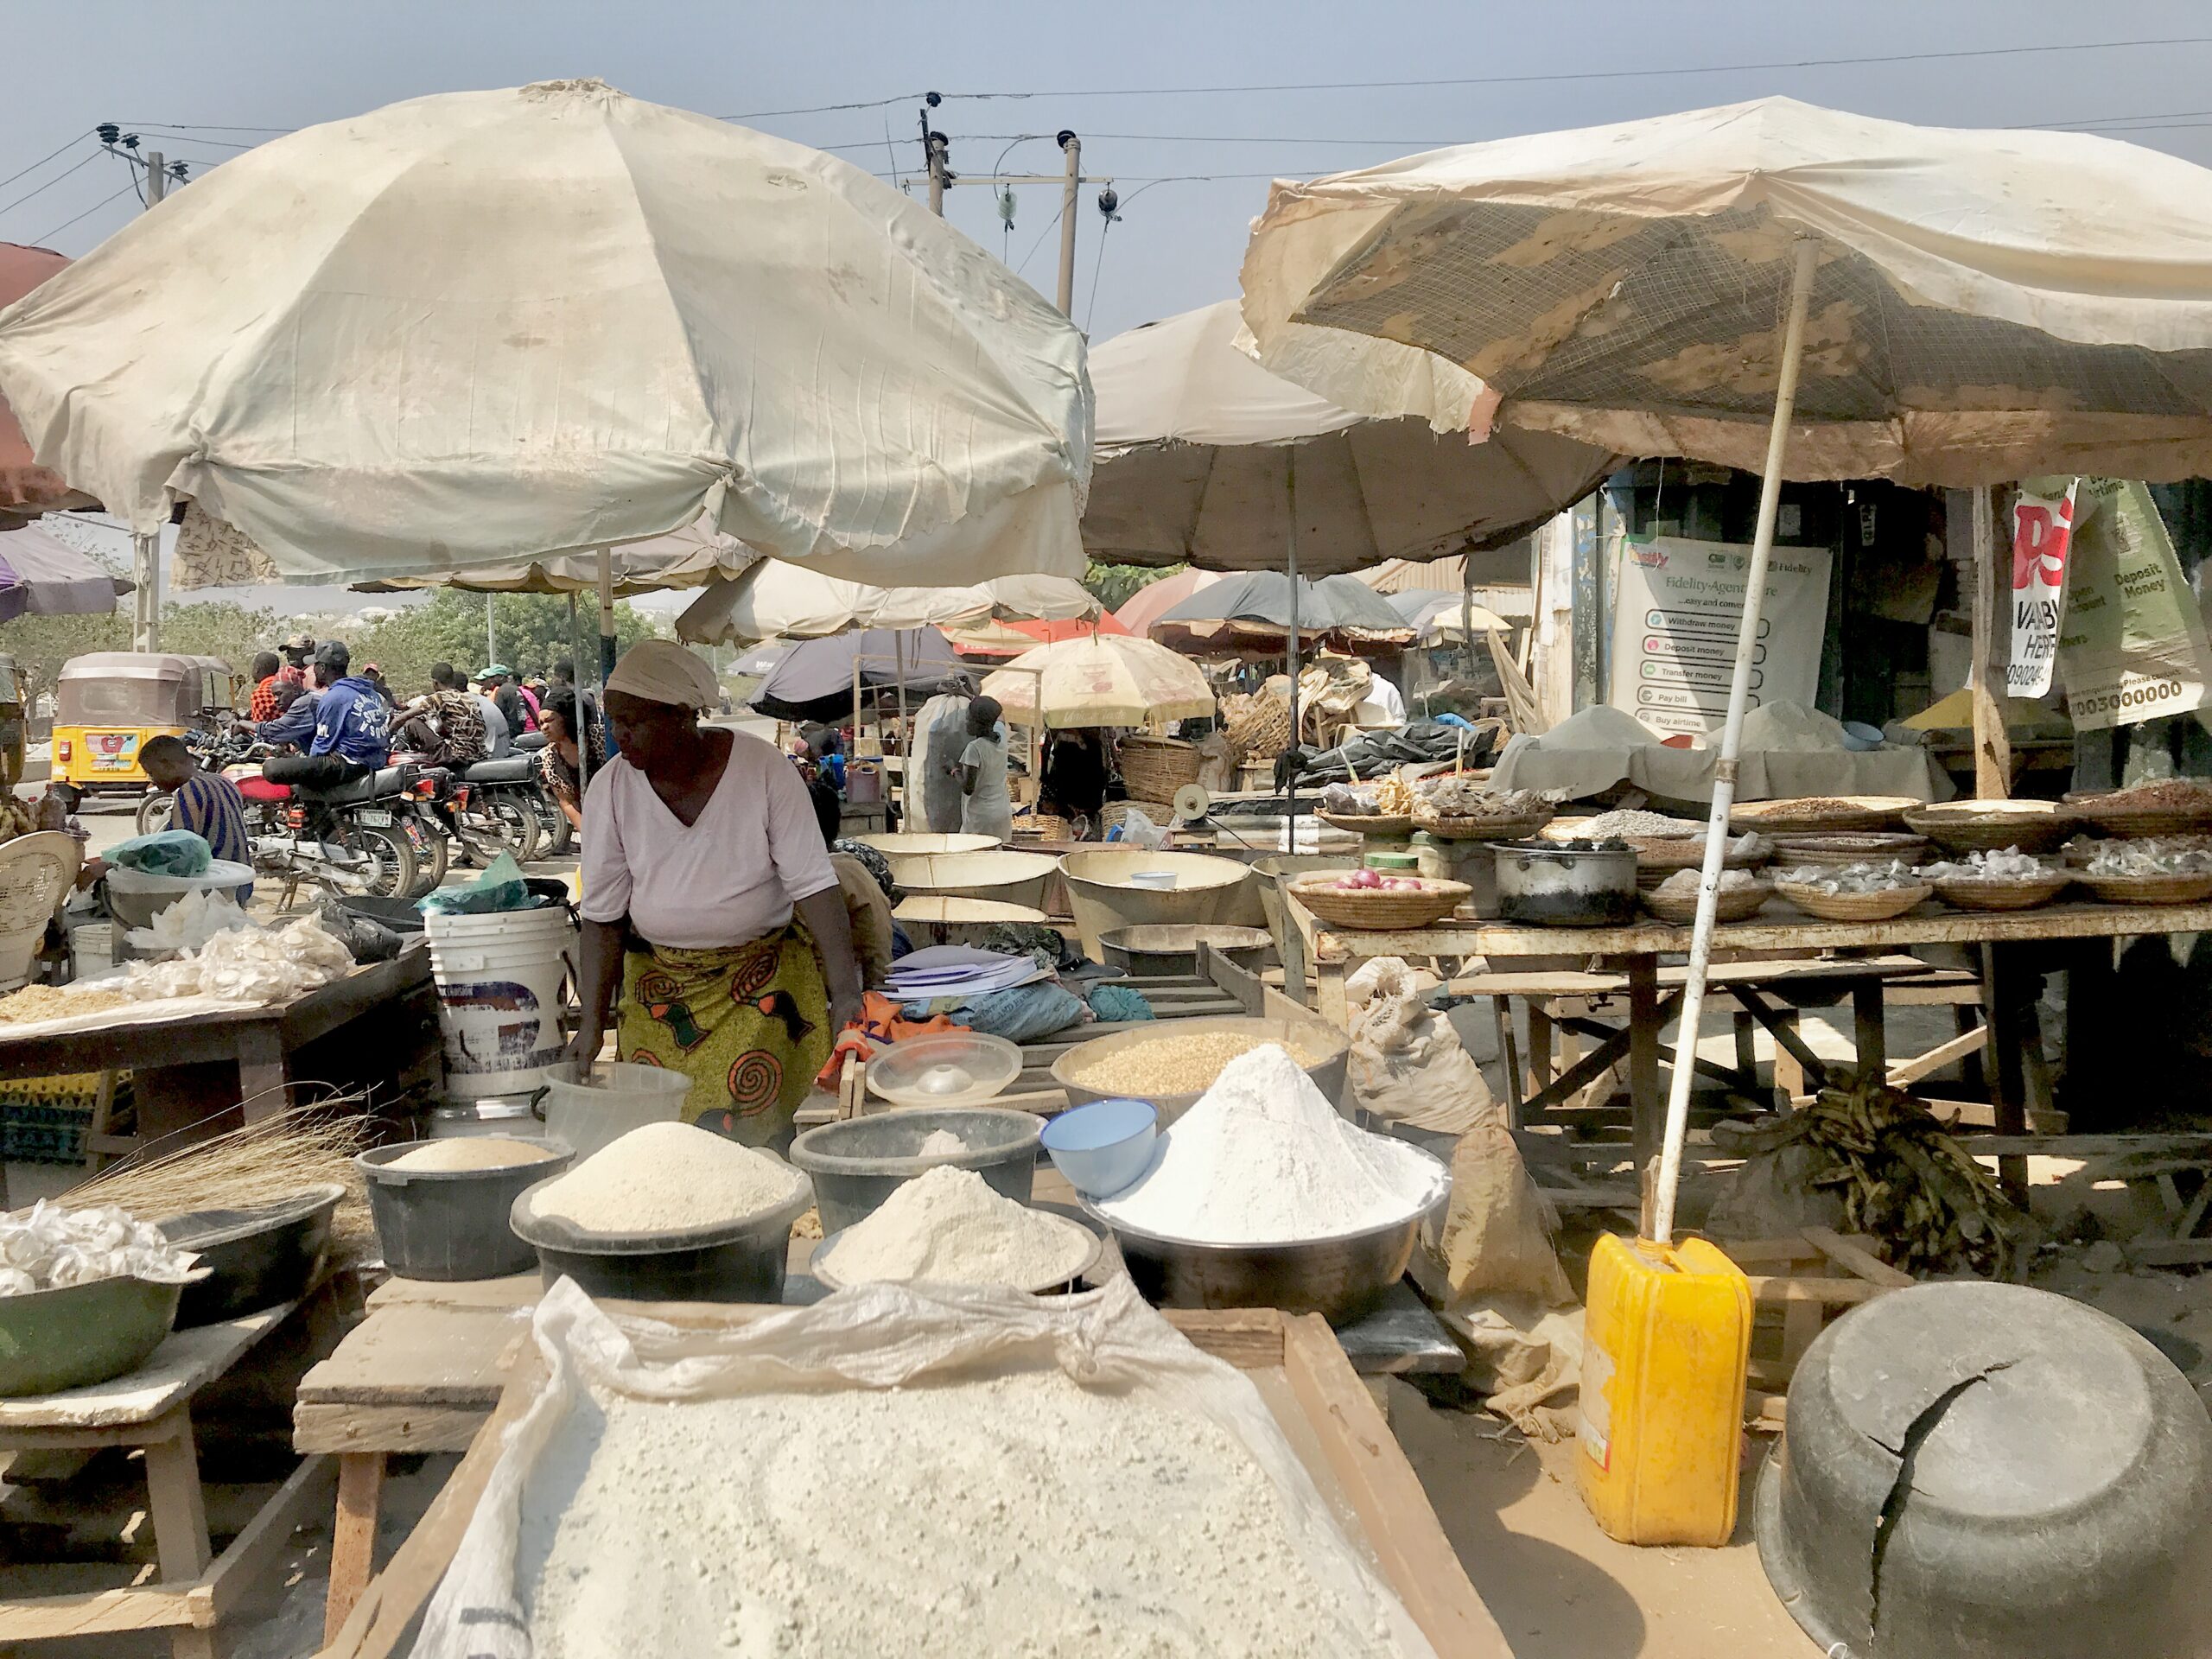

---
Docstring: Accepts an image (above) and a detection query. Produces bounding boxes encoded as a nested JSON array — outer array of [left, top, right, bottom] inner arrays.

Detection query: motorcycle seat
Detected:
[[513, 732, 550, 753], [307, 765, 414, 805], [236, 775, 291, 804], [462, 756, 537, 784]]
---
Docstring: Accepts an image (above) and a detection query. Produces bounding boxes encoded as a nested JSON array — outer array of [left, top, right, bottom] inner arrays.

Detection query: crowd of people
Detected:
[[234, 634, 602, 823]]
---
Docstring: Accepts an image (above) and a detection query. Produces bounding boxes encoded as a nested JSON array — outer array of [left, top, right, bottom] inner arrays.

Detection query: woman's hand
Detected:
[[565, 1022, 603, 1067], [829, 987, 864, 1036]]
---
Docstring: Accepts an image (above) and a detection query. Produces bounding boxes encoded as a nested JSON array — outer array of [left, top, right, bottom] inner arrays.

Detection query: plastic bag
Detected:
[[123, 887, 252, 957], [410, 1277, 1438, 1659], [1107, 807, 1169, 848], [1344, 957, 1491, 1134], [107, 830, 211, 876], [418, 851, 534, 916]]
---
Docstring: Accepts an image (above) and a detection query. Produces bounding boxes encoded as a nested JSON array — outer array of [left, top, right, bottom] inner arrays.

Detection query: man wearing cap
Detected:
[[569, 640, 861, 1152], [254, 641, 391, 787], [476, 666, 531, 738]]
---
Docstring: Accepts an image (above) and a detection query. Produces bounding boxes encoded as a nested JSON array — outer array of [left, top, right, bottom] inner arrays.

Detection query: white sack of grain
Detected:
[[411, 1276, 1437, 1659]]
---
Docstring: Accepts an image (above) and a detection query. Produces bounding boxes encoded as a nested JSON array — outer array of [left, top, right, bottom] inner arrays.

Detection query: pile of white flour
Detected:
[[817, 1166, 1091, 1290], [518, 1369, 1413, 1658], [1098, 1045, 1443, 1245], [526, 1122, 806, 1235]]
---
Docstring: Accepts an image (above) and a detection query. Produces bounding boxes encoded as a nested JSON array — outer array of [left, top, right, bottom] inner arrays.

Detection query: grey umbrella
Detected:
[[1154, 570, 1408, 639]]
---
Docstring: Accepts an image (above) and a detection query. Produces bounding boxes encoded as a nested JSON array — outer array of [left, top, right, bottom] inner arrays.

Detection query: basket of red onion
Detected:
[[1285, 869, 1471, 930]]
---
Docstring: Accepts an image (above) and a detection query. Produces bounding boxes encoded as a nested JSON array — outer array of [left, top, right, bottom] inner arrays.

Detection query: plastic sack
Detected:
[[107, 830, 211, 876], [418, 851, 533, 916], [1195, 730, 1236, 792], [1086, 982, 1154, 1023], [942, 980, 1087, 1042], [410, 1277, 1438, 1659], [1437, 1295, 1585, 1441], [1435, 1118, 1575, 1307], [123, 887, 252, 957], [1344, 957, 1491, 1134]]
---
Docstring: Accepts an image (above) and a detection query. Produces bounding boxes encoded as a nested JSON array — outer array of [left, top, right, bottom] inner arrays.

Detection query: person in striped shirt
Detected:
[[140, 735, 252, 897]]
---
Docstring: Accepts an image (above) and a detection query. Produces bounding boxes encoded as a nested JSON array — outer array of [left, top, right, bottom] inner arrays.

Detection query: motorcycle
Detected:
[[235, 762, 429, 902]]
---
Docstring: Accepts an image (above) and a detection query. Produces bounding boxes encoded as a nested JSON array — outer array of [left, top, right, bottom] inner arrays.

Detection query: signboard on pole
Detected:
[[2006, 480, 2075, 698], [2056, 479, 2212, 731], [1607, 536, 1833, 736]]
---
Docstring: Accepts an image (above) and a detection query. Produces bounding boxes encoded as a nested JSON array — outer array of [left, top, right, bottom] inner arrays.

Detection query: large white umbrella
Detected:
[[980, 635, 1215, 729], [348, 517, 755, 597], [1086, 299, 1611, 573], [676, 563, 1097, 644], [1243, 96, 2212, 1246], [0, 79, 1091, 594]]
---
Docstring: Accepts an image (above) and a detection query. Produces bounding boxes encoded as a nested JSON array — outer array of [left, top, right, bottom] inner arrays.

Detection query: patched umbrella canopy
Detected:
[[0, 522, 130, 620], [0, 80, 1091, 588], [1241, 96, 2212, 486]]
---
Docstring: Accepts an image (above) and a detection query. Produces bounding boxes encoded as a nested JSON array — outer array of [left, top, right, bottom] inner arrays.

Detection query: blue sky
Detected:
[[8, 1, 2212, 610]]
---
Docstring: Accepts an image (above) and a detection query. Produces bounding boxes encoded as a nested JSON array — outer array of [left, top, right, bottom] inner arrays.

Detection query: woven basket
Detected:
[[1932, 872, 2070, 912], [1223, 691, 1293, 762], [1412, 808, 1554, 842], [1730, 796, 1921, 836], [1286, 874, 1470, 930], [1775, 880, 1931, 922], [1768, 832, 1930, 868], [1118, 736, 1205, 803], [1904, 802, 2076, 855], [2063, 792, 2212, 839], [1318, 810, 1414, 837], [1643, 880, 1773, 925], [2075, 869, 2212, 906], [1630, 835, 1772, 872], [1101, 800, 1179, 835], [1014, 812, 1071, 842]]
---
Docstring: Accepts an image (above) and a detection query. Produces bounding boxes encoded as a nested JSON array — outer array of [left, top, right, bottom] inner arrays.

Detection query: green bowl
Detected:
[[0, 1272, 200, 1397]]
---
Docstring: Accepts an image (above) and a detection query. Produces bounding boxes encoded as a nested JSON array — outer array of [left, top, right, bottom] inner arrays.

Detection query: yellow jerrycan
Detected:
[[1576, 1233, 1751, 1546]]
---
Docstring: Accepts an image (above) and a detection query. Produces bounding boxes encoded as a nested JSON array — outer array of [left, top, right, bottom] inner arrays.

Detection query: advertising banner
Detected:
[[2055, 479, 2211, 731], [1607, 536, 1833, 736], [2006, 480, 2076, 698]]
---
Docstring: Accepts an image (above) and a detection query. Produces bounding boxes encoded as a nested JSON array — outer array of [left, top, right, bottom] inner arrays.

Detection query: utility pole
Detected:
[[915, 106, 1110, 320], [1055, 132, 1081, 315], [920, 94, 949, 216], [486, 593, 497, 666], [132, 151, 168, 652]]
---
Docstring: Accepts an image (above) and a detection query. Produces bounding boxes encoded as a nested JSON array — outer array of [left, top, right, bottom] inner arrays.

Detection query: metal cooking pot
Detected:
[[1490, 840, 1638, 926]]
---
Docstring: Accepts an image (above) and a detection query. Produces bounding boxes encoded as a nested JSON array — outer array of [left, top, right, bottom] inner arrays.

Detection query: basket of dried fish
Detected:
[[1410, 778, 1554, 841], [1904, 799, 2077, 855], [1317, 774, 1415, 837], [1729, 795, 1922, 836], [1767, 831, 1932, 868], [1773, 861, 1931, 921], [1922, 850, 2071, 912]]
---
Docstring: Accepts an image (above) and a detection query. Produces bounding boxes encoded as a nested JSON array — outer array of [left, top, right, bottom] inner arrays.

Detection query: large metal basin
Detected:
[[1757, 1280, 2212, 1659], [1050, 1014, 1349, 1123], [1058, 849, 1256, 958]]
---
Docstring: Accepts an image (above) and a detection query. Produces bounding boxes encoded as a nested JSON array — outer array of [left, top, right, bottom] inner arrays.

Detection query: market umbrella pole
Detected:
[[1284, 449, 1300, 822], [597, 546, 617, 683], [1650, 235, 1818, 1247], [569, 590, 591, 795]]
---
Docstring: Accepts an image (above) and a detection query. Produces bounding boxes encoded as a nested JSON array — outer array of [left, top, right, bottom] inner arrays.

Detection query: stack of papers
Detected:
[[880, 945, 1053, 1001]]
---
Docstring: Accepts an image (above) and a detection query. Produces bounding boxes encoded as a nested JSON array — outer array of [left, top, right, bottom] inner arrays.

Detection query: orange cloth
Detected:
[[812, 991, 968, 1090]]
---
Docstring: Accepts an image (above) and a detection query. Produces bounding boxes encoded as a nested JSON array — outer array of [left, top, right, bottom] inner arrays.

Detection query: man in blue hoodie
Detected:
[[256, 641, 392, 788]]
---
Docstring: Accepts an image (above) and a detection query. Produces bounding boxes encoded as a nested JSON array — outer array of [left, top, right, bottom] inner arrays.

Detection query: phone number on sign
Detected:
[[2071, 680, 2190, 717]]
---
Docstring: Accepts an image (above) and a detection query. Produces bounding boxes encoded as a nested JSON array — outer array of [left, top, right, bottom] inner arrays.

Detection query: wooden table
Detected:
[[0, 944, 437, 1149], [0, 1297, 337, 1659], [314, 1300, 1510, 1659], [1287, 898, 2212, 1211]]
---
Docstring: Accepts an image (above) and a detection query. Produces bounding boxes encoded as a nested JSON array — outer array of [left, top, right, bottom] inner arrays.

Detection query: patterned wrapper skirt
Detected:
[[616, 923, 830, 1147]]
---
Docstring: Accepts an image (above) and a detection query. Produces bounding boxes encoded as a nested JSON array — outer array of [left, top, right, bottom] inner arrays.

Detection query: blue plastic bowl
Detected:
[[1041, 1098, 1159, 1198]]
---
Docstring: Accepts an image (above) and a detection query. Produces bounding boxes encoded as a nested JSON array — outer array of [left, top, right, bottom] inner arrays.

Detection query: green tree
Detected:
[[348, 590, 665, 695], [1084, 560, 1178, 614], [0, 601, 277, 706]]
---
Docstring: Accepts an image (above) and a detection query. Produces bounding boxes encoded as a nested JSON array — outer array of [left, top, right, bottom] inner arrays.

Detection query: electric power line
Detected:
[[940, 35, 2212, 103], [0, 149, 105, 220], [0, 132, 94, 197], [31, 181, 140, 245]]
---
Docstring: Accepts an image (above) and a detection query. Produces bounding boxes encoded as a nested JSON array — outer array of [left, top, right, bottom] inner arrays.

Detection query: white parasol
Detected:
[[1243, 96, 2212, 1243], [979, 635, 1216, 730], [0, 79, 1090, 594], [676, 564, 1097, 644]]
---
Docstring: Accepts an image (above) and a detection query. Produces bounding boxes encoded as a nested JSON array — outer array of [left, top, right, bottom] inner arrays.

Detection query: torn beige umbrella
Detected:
[[0, 79, 1091, 590], [979, 634, 1215, 730], [1242, 93, 2212, 1245], [1241, 95, 2212, 488], [675, 563, 1099, 645]]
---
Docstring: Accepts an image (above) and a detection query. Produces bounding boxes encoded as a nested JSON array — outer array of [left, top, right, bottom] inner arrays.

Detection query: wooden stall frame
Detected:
[[315, 1304, 1508, 1659]]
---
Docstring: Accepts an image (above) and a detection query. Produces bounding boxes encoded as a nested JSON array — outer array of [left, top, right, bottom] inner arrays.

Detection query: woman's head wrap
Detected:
[[606, 640, 719, 709]]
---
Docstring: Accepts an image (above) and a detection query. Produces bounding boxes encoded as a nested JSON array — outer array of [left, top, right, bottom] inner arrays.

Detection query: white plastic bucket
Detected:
[[423, 906, 578, 1098], [536, 1061, 690, 1161]]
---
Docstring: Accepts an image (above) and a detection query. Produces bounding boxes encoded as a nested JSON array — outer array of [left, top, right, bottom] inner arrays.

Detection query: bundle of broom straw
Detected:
[[65, 1102, 376, 1260]]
